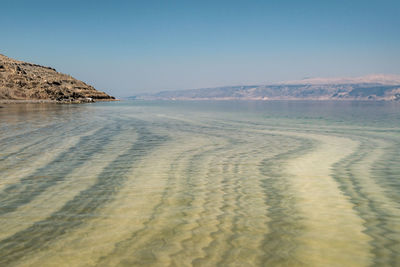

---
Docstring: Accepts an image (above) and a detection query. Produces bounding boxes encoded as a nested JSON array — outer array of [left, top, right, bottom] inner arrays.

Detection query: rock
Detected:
[[0, 54, 115, 102]]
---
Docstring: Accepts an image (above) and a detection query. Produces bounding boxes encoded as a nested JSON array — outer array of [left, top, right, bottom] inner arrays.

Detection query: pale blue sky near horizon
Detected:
[[1, 0, 400, 97]]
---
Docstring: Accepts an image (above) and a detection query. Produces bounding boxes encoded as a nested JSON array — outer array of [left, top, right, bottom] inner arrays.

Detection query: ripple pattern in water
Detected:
[[0, 101, 399, 266]]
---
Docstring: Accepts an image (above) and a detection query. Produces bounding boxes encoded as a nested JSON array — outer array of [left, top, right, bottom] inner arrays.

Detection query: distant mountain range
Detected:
[[132, 74, 400, 101], [0, 54, 115, 103]]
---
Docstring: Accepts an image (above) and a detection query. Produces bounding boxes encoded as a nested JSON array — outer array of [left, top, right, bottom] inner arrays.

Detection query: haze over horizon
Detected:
[[1, 0, 399, 97]]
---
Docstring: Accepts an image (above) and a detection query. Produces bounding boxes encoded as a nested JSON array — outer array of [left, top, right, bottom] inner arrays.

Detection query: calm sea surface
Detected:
[[0, 101, 399, 266]]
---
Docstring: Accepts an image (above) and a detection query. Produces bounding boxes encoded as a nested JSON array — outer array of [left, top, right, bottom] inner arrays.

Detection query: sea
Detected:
[[0, 100, 399, 266]]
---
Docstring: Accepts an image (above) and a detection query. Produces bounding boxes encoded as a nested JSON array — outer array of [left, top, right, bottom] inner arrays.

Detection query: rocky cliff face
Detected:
[[0, 54, 115, 102]]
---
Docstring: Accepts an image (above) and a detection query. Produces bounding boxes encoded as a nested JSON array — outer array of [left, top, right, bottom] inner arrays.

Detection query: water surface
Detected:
[[0, 101, 399, 266]]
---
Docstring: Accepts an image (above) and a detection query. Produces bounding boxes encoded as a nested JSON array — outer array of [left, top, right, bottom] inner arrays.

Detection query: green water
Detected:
[[0, 101, 399, 266]]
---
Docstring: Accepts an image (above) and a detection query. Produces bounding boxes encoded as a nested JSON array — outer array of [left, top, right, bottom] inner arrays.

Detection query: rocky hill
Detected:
[[0, 54, 115, 103], [133, 75, 400, 101]]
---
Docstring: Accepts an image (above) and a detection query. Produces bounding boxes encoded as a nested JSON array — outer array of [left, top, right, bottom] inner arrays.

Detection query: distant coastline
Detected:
[[132, 74, 400, 102]]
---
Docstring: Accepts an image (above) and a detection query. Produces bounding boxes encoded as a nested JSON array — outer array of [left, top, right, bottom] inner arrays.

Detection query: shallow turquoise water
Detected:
[[0, 101, 399, 266]]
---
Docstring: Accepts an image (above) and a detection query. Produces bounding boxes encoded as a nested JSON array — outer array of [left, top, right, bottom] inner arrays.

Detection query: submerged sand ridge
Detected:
[[0, 101, 399, 266], [286, 134, 372, 266]]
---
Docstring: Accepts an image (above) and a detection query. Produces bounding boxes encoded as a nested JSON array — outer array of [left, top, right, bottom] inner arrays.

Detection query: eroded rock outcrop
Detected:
[[0, 54, 115, 102]]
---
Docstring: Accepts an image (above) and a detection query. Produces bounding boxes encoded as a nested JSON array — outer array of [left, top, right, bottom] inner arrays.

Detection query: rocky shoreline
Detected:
[[0, 54, 115, 103], [0, 98, 119, 104]]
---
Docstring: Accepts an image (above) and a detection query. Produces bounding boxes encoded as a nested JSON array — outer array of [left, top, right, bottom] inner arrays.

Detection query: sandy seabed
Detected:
[[0, 101, 399, 266]]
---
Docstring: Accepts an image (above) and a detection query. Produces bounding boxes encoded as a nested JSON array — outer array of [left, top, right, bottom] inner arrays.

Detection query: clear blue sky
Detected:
[[1, 0, 399, 96]]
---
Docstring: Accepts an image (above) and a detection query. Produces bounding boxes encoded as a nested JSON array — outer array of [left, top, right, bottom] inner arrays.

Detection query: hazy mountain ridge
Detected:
[[133, 75, 400, 101], [0, 54, 115, 103], [282, 74, 400, 85]]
